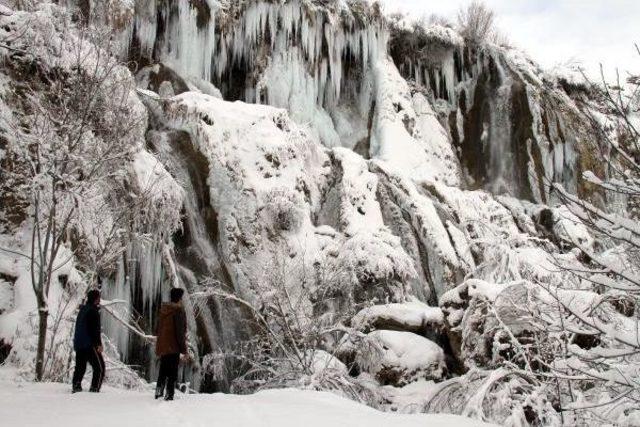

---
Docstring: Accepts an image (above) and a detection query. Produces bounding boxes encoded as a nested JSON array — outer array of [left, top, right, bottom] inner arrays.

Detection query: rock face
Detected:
[[0, 2, 616, 422], [389, 21, 600, 204]]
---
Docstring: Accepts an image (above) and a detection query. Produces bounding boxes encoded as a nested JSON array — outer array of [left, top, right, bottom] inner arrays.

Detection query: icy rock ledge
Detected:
[[352, 300, 444, 335]]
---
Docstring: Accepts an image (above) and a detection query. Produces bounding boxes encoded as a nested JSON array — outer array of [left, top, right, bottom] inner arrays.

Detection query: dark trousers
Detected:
[[157, 354, 180, 398], [72, 348, 105, 391]]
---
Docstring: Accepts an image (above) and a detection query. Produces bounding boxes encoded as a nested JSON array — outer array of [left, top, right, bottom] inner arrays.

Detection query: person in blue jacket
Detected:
[[71, 289, 105, 393]]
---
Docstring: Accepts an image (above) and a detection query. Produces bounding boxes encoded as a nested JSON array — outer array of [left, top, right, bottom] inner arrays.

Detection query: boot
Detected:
[[155, 384, 165, 400], [164, 386, 175, 401], [89, 387, 100, 393], [72, 384, 82, 394]]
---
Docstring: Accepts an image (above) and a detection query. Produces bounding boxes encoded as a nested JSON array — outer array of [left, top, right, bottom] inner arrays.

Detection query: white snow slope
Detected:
[[0, 374, 495, 427]]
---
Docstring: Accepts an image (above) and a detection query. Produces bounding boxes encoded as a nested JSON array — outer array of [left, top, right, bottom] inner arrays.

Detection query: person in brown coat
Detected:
[[155, 288, 188, 400]]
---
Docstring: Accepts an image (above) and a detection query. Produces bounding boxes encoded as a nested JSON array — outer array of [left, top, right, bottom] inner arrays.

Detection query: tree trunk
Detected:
[[35, 307, 48, 382]]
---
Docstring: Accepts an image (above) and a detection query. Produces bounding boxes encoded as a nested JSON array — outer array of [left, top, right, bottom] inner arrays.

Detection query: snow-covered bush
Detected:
[[389, 13, 463, 50], [261, 188, 305, 235], [442, 279, 558, 373], [130, 149, 185, 236], [321, 230, 416, 306], [426, 369, 560, 427], [192, 251, 370, 400]]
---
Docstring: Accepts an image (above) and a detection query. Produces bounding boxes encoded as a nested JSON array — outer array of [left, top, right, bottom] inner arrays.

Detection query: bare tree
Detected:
[[457, 1, 496, 45], [0, 10, 145, 380]]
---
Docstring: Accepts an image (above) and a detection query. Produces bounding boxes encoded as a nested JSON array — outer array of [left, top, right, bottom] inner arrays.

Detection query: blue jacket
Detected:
[[73, 304, 102, 351]]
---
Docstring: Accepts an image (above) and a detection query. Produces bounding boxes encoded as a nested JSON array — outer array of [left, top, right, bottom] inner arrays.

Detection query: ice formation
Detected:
[[126, 0, 388, 106]]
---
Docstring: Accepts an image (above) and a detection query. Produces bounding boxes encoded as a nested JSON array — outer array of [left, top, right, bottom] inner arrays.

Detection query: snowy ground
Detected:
[[0, 374, 494, 427]]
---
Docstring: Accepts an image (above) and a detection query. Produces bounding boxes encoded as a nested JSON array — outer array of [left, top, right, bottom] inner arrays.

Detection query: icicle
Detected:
[[442, 52, 456, 102], [156, 0, 216, 81], [130, 237, 164, 327], [318, 59, 328, 106], [488, 73, 514, 195], [129, 0, 389, 108], [134, 0, 157, 57], [102, 256, 131, 362], [493, 52, 507, 84]]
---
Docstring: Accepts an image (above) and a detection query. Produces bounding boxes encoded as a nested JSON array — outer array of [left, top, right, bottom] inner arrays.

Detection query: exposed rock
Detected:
[[0, 274, 16, 316], [136, 64, 191, 96], [0, 338, 11, 365]]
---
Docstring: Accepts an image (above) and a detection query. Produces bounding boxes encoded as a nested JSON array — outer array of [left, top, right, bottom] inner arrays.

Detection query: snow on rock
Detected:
[[136, 64, 191, 97], [157, 91, 330, 219], [551, 205, 594, 248], [431, 183, 521, 241], [423, 184, 567, 287], [372, 163, 464, 300], [370, 59, 462, 186], [357, 330, 446, 386], [150, 91, 329, 301], [352, 299, 444, 334], [149, 90, 418, 306], [496, 195, 540, 236], [309, 350, 349, 376], [501, 46, 545, 88], [331, 147, 386, 234], [131, 150, 185, 225], [465, 279, 509, 303]]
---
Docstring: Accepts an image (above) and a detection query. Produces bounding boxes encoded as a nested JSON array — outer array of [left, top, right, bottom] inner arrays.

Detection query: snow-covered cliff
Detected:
[[1, 1, 635, 426]]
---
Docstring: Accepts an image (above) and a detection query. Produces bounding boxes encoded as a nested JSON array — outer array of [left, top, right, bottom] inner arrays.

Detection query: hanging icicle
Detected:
[[122, 0, 389, 107]]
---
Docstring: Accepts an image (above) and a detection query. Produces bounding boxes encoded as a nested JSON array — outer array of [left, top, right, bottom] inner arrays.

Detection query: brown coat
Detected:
[[155, 303, 187, 357]]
